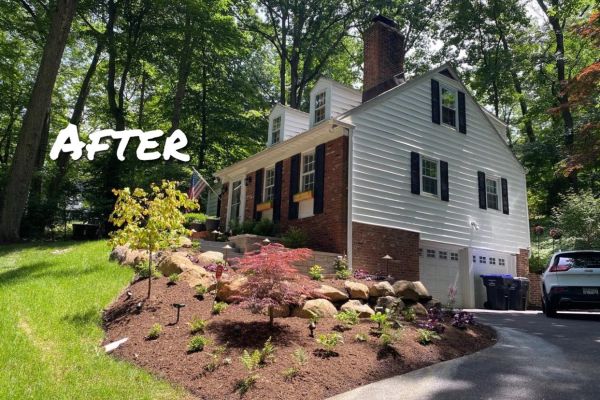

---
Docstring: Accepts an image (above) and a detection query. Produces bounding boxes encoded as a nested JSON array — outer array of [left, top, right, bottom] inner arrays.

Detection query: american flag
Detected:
[[188, 169, 208, 201]]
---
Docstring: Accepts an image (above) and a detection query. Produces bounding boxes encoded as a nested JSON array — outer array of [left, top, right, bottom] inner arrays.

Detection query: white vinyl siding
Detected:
[[309, 78, 361, 128], [267, 105, 309, 146], [271, 116, 281, 144], [343, 71, 530, 254]]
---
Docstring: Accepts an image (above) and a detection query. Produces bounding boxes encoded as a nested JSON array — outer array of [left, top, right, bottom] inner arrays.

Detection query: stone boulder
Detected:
[[340, 300, 375, 318], [179, 267, 216, 291], [292, 299, 338, 319], [413, 281, 432, 301], [408, 302, 428, 316], [157, 253, 195, 276], [392, 280, 419, 302], [266, 304, 291, 318], [424, 298, 442, 309], [109, 245, 129, 264], [195, 251, 225, 267], [344, 281, 369, 300], [315, 285, 349, 302], [369, 281, 395, 298], [216, 276, 247, 302], [375, 296, 404, 312]]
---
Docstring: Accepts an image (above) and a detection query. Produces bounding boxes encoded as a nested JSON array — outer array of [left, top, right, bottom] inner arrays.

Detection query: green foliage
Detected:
[[168, 273, 180, 284], [204, 344, 228, 373], [236, 338, 276, 394], [316, 332, 343, 353], [292, 347, 308, 366], [334, 255, 351, 279], [354, 332, 368, 342], [334, 310, 360, 327], [188, 317, 207, 334], [253, 219, 276, 236], [234, 374, 258, 396], [212, 301, 228, 315], [183, 213, 206, 228], [417, 329, 441, 345], [281, 227, 309, 249], [282, 347, 307, 381], [132, 261, 161, 279], [402, 308, 416, 322], [146, 323, 162, 340], [308, 264, 324, 281], [195, 284, 207, 297], [282, 366, 300, 381], [552, 190, 600, 249], [370, 312, 390, 329], [187, 335, 210, 353]]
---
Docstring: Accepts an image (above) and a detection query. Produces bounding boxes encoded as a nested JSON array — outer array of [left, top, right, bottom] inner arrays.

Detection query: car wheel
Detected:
[[543, 297, 557, 318]]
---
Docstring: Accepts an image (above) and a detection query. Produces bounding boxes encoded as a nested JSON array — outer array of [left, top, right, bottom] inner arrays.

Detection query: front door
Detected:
[[228, 180, 243, 228]]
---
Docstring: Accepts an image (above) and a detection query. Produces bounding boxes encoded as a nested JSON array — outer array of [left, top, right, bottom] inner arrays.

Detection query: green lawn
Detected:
[[0, 241, 186, 400]]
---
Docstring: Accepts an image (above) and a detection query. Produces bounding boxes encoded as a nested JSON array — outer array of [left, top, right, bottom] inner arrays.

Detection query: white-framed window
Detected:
[[441, 86, 457, 128], [439, 251, 448, 260], [451, 252, 459, 261], [499, 258, 505, 266], [479, 256, 486, 264], [421, 157, 439, 196], [230, 180, 242, 224], [489, 257, 496, 265], [263, 167, 275, 202], [271, 116, 281, 145], [301, 151, 315, 192], [486, 177, 500, 211], [314, 91, 326, 124], [473, 255, 477, 263], [427, 249, 436, 258]]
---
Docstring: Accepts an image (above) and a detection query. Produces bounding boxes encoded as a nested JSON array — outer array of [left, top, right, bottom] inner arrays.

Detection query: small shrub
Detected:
[[316, 332, 343, 353], [336, 268, 351, 280], [292, 347, 307, 366], [195, 284, 207, 298], [168, 273, 180, 284], [281, 227, 309, 248], [402, 307, 416, 322], [212, 301, 228, 315], [380, 328, 401, 347], [204, 344, 228, 373], [334, 255, 351, 279], [417, 328, 440, 345], [282, 347, 308, 381], [452, 311, 475, 329], [282, 366, 300, 381], [187, 335, 210, 353], [236, 347, 262, 395], [146, 323, 162, 340], [352, 268, 387, 281], [354, 332, 368, 342], [308, 264, 324, 281], [241, 220, 257, 235], [183, 212, 207, 228], [188, 317, 207, 334], [258, 336, 276, 365], [133, 261, 161, 279], [370, 311, 389, 330], [335, 309, 360, 327], [235, 374, 258, 396], [253, 218, 275, 236]]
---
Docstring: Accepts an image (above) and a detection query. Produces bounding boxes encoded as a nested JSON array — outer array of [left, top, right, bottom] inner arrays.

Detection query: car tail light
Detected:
[[549, 265, 572, 272], [550, 286, 567, 293]]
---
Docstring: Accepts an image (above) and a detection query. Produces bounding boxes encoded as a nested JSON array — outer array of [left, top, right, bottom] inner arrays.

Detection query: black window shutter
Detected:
[[288, 154, 301, 220], [501, 178, 509, 215], [458, 91, 466, 134], [313, 144, 326, 214], [431, 79, 440, 125], [477, 171, 487, 209], [216, 195, 221, 218], [253, 169, 263, 220], [440, 160, 449, 202], [272, 161, 283, 222], [410, 152, 420, 194]]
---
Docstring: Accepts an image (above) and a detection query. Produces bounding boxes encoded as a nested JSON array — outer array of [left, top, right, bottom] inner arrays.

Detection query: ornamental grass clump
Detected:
[[187, 335, 210, 353], [188, 317, 207, 334], [230, 243, 318, 327], [146, 323, 162, 340], [211, 301, 228, 315]]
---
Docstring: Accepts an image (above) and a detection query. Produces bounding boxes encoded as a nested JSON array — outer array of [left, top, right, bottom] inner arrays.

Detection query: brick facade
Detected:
[[516, 248, 529, 277], [351, 222, 420, 281], [528, 273, 542, 308]]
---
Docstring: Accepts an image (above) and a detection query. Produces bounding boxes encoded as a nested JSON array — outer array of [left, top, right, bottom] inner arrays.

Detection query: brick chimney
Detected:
[[362, 15, 405, 102]]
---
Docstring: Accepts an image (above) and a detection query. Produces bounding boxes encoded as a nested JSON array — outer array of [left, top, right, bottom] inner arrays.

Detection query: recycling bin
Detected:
[[481, 274, 513, 310], [508, 277, 530, 310]]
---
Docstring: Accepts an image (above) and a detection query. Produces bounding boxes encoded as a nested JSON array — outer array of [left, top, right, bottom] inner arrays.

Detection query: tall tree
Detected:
[[0, 0, 77, 242]]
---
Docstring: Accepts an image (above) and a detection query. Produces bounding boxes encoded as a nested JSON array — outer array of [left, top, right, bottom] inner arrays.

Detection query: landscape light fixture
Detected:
[[136, 302, 143, 312], [308, 320, 316, 338], [245, 176, 253, 186], [223, 244, 232, 261], [126, 291, 133, 299], [171, 303, 186, 324], [382, 254, 393, 276], [262, 238, 270, 244]]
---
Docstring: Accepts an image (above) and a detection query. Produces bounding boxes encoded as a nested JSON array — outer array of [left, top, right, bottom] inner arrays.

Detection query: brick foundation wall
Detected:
[[516, 248, 529, 277], [351, 222, 420, 281], [528, 273, 542, 308]]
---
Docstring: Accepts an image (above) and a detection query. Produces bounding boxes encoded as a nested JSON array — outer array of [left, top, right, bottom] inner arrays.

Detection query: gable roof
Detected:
[[269, 103, 309, 118], [339, 63, 524, 173]]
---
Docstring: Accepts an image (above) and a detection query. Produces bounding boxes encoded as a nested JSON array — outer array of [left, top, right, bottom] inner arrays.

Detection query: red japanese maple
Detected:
[[230, 243, 319, 326]]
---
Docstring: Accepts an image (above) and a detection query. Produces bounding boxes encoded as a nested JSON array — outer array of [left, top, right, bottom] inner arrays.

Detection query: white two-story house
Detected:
[[214, 15, 531, 308]]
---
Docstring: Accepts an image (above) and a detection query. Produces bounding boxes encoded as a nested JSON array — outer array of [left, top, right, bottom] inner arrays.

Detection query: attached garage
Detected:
[[419, 241, 463, 307], [470, 248, 516, 308]]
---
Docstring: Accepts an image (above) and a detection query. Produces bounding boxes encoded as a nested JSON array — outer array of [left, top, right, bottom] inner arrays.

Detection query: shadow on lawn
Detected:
[[0, 260, 101, 287], [0, 241, 76, 259], [62, 307, 100, 328]]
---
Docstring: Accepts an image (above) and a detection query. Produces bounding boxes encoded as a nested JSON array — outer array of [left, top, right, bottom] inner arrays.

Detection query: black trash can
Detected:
[[508, 277, 530, 310], [481, 274, 513, 310]]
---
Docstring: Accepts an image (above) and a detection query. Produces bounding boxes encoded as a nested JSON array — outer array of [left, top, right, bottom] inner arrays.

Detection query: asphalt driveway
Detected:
[[330, 310, 600, 400]]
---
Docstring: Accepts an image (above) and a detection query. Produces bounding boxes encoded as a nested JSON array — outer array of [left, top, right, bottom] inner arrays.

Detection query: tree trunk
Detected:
[[169, 15, 194, 133], [279, 14, 287, 105], [198, 63, 208, 169], [138, 66, 146, 129], [147, 248, 152, 299], [0, 0, 77, 243]]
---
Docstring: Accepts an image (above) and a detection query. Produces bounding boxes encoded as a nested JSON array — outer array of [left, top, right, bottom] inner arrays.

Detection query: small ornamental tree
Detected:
[[231, 243, 319, 327], [109, 180, 198, 298]]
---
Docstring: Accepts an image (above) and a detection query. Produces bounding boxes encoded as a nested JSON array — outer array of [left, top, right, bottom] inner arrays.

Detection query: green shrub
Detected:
[[354, 332, 368, 342], [212, 301, 228, 315], [234, 373, 258, 396], [334, 255, 351, 279], [308, 264, 324, 281], [370, 311, 389, 329], [236, 340, 273, 395], [187, 335, 210, 353], [335, 310, 360, 327], [204, 345, 228, 373], [282, 347, 307, 381], [195, 284, 207, 298], [417, 328, 440, 345], [188, 317, 207, 334], [241, 220, 256, 234], [281, 227, 309, 248], [146, 323, 162, 340], [316, 332, 343, 353], [253, 219, 276, 236], [402, 307, 416, 322], [553, 190, 600, 249], [133, 261, 161, 279], [336, 268, 351, 280], [168, 273, 180, 284], [184, 212, 206, 228], [282, 366, 299, 381]]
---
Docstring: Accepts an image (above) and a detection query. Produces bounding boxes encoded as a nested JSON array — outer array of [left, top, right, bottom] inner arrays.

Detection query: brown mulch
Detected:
[[103, 276, 496, 400]]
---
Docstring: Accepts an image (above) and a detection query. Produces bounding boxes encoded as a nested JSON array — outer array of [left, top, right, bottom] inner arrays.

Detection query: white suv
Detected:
[[542, 251, 600, 317]]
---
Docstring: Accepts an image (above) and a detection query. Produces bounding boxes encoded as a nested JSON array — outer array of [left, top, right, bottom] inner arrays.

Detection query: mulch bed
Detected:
[[103, 276, 496, 400]]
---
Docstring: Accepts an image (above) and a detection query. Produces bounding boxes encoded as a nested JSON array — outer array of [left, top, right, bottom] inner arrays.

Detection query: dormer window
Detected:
[[271, 116, 281, 145], [441, 86, 457, 128], [314, 91, 326, 124]]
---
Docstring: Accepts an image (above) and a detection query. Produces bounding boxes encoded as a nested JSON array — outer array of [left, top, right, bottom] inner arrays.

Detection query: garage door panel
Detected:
[[419, 242, 462, 306]]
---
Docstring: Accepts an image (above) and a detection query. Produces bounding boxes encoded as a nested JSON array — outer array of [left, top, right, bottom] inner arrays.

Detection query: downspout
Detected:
[[346, 126, 354, 271]]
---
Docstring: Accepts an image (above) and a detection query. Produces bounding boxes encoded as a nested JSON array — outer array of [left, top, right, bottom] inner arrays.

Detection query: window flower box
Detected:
[[293, 190, 313, 203], [256, 201, 273, 212]]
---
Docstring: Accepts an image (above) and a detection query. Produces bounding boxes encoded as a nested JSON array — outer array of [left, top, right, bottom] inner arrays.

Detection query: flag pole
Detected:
[[191, 167, 219, 197]]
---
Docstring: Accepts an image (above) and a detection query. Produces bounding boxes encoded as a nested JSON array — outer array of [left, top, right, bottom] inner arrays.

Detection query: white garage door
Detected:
[[471, 249, 516, 308], [419, 241, 463, 307]]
